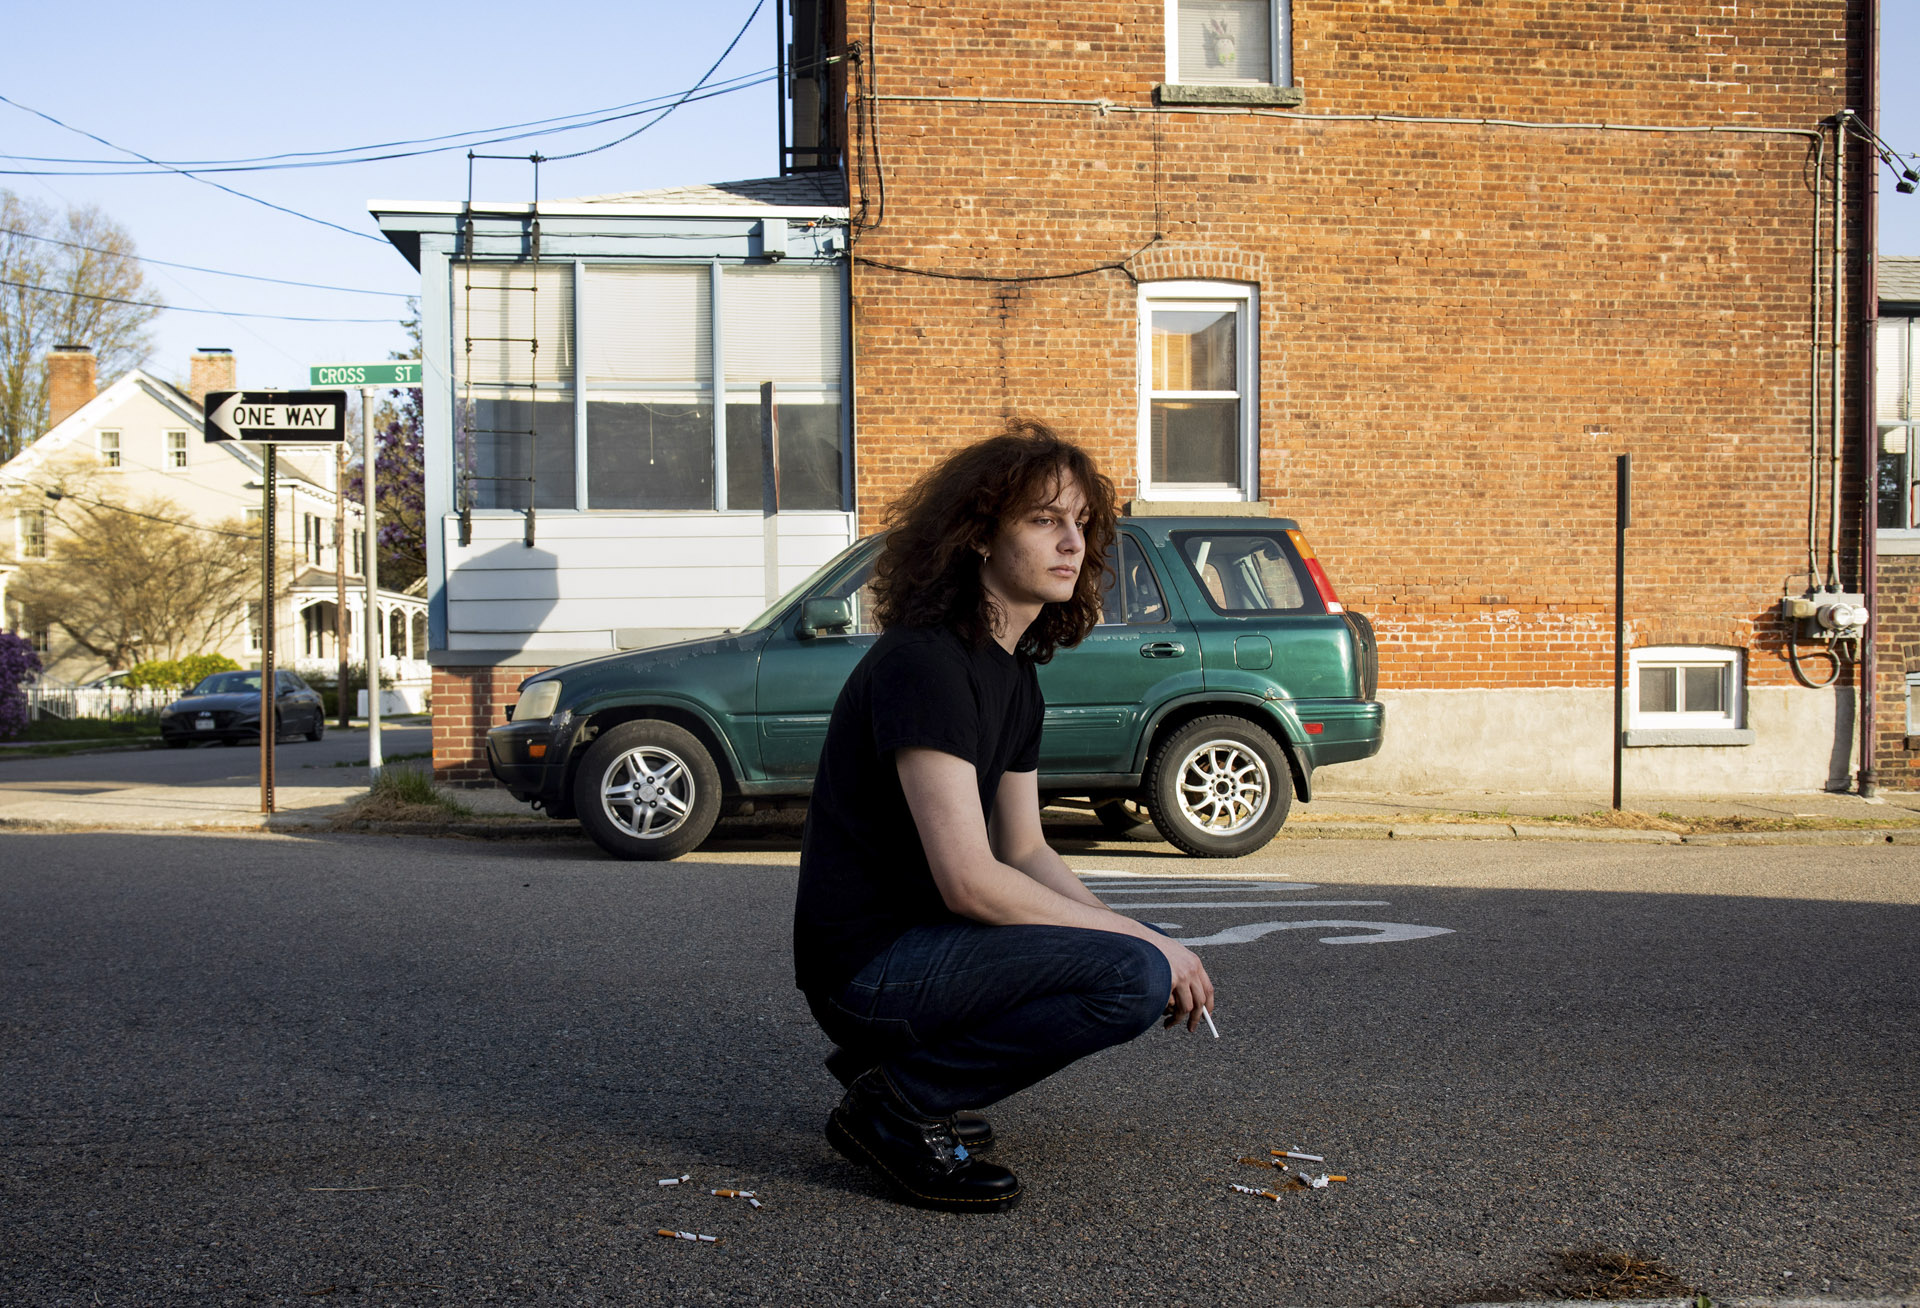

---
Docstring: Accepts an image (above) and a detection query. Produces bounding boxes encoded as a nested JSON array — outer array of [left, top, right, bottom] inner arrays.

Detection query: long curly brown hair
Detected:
[[871, 419, 1117, 662]]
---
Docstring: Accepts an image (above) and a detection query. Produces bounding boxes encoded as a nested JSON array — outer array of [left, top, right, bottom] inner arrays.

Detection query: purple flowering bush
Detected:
[[0, 631, 43, 739]]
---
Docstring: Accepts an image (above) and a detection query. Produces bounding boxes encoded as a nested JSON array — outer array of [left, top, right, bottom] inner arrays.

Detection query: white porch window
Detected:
[[583, 265, 713, 510], [722, 264, 846, 511], [1138, 281, 1257, 501], [1167, 0, 1289, 85], [1629, 646, 1743, 731], [454, 261, 577, 512]]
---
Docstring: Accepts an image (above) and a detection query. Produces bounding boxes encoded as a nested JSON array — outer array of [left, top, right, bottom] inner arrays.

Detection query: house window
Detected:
[[1628, 646, 1744, 733], [246, 603, 263, 652], [1906, 671, 1920, 739], [98, 430, 121, 468], [1168, 0, 1289, 85], [722, 265, 846, 511], [352, 528, 365, 576], [1138, 281, 1257, 500], [303, 513, 323, 566], [1878, 316, 1920, 531], [166, 430, 188, 469], [454, 261, 577, 512], [245, 508, 263, 531], [584, 264, 713, 510], [29, 622, 51, 655], [17, 508, 47, 559]]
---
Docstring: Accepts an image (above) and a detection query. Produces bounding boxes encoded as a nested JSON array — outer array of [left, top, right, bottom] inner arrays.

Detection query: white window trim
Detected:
[[1625, 645, 1750, 745], [1137, 280, 1258, 502], [1905, 671, 1920, 737], [17, 507, 47, 559], [98, 429, 122, 469], [1165, 0, 1288, 87], [165, 429, 189, 470]]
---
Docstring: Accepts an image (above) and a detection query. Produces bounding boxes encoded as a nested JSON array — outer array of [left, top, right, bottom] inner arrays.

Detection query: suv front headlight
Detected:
[[515, 680, 562, 721]]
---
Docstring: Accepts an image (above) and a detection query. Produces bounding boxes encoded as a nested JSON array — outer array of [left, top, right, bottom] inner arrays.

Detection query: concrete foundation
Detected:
[[1330, 686, 1856, 796]]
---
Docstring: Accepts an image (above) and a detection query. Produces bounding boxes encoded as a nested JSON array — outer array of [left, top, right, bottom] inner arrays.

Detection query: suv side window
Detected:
[[1175, 532, 1309, 613], [1100, 535, 1170, 626]]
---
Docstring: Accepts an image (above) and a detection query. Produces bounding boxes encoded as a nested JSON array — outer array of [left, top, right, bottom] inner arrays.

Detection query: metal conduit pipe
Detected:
[[1860, 0, 1882, 798], [1830, 111, 1849, 592], [1809, 131, 1826, 590]]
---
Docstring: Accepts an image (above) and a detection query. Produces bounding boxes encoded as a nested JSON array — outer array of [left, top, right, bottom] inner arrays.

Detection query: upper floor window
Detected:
[[166, 430, 188, 469], [98, 429, 121, 468], [1138, 281, 1257, 501], [1168, 0, 1290, 86], [1879, 316, 1920, 532], [17, 508, 47, 559], [303, 513, 323, 566]]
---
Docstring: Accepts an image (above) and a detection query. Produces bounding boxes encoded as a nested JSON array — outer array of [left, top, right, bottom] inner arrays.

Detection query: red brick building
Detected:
[[836, 0, 1886, 794]]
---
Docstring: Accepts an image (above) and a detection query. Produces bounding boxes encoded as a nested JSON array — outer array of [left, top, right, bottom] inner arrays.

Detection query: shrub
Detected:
[[0, 632, 43, 739], [125, 653, 241, 693]]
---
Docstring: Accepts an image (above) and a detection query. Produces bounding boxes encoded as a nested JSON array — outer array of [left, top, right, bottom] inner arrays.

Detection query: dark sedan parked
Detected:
[[158, 670, 326, 748]]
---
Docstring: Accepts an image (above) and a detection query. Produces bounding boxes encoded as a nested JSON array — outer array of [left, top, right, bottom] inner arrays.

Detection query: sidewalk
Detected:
[[3, 765, 1917, 844]]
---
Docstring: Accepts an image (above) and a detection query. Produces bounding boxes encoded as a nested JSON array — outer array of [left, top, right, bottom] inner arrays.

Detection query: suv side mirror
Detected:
[[797, 596, 854, 638]]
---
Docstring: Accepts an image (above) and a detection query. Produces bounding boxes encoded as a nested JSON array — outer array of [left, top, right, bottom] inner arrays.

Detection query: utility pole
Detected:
[[334, 442, 350, 728], [363, 387, 383, 776]]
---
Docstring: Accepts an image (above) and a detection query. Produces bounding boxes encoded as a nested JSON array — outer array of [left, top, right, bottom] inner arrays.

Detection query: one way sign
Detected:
[[202, 390, 347, 444]]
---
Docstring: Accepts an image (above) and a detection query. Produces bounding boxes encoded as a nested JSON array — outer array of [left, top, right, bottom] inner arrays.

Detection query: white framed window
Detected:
[[17, 508, 47, 559], [166, 430, 188, 469], [1628, 646, 1745, 735], [1138, 281, 1257, 501], [29, 622, 51, 655], [245, 603, 263, 652], [98, 429, 121, 468], [303, 513, 323, 566], [1878, 317, 1920, 535], [1167, 0, 1289, 86], [1906, 671, 1920, 738]]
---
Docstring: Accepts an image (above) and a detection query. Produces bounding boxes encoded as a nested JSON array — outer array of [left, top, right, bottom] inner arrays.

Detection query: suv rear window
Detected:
[[1173, 531, 1311, 614]]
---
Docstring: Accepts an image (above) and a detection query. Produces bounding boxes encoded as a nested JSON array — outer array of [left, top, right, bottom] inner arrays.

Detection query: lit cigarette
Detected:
[[654, 1229, 719, 1243], [657, 1174, 690, 1187], [1202, 1007, 1220, 1039], [1271, 1149, 1325, 1163], [711, 1189, 757, 1199]]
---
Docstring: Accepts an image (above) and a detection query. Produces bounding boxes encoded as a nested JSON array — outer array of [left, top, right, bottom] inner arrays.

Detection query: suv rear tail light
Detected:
[[1284, 530, 1344, 614]]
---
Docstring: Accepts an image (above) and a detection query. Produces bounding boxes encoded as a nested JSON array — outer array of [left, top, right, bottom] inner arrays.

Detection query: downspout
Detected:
[[1860, 0, 1881, 797], [1808, 131, 1825, 591]]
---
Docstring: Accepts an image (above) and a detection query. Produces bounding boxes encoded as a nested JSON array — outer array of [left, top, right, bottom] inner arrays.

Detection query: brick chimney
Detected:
[[189, 347, 237, 410], [46, 344, 97, 429]]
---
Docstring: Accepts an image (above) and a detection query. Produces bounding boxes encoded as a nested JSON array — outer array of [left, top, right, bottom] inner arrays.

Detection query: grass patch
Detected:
[[332, 763, 473, 826], [326, 749, 431, 769], [14, 716, 159, 743]]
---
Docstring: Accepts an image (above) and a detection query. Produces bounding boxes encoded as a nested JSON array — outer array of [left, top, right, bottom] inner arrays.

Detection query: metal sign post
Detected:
[[362, 388, 383, 777], [260, 447, 277, 815], [309, 365, 420, 780]]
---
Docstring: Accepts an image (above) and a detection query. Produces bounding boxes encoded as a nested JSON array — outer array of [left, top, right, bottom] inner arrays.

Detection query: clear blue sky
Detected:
[[2, 3, 1917, 394]]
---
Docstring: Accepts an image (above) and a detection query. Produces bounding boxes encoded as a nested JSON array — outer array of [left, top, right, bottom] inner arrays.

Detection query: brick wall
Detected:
[[844, 0, 1869, 699], [432, 665, 549, 786], [1872, 556, 1920, 788]]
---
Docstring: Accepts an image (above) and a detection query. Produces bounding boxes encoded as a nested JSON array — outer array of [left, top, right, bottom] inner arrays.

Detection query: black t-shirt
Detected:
[[792, 624, 1044, 997]]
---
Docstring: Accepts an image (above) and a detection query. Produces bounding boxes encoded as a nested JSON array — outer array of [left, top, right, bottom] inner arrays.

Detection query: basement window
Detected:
[[1625, 646, 1752, 746]]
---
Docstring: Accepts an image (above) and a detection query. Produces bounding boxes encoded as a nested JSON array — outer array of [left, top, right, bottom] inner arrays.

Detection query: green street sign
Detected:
[[308, 361, 422, 387]]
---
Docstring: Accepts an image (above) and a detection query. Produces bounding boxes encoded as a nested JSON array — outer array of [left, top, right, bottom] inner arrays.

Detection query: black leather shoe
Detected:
[[825, 1069, 1021, 1212], [952, 1111, 994, 1152], [825, 1049, 995, 1151]]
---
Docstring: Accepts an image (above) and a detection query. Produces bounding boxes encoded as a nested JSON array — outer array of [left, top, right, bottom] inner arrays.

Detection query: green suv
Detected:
[[486, 517, 1383, 860]]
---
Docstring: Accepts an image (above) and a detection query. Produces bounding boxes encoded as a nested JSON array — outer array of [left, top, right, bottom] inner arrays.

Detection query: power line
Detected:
[[37, 487, 258, 540], [0, 66, 782, 171], [0, 93, 385, 242], [0, 227, 413, 298], [0, 277, 396, 324], [547, 0, 768, 162]]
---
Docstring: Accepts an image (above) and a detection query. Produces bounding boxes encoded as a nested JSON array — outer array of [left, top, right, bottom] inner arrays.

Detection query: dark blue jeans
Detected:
[[807, 924, 1173, 1119]]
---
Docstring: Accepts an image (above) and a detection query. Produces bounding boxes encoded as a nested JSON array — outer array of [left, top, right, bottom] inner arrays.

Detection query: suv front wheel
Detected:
[[1147, 715, 1291, 858], [574, 720, 722, 861]]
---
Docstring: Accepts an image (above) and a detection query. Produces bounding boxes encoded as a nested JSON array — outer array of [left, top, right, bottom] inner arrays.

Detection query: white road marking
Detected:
[[1089, 884, 1320, 895], [1171, 920, 1457, 947], [1102, 900, 1392, 909]]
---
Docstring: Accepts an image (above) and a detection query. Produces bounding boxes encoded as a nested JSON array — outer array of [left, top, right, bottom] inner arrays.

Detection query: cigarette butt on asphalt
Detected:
[[1202, 1007, 1220, 1039], [657, 1175, 690, 1187], [1271, 1149, 1326, 1163], [1230, 1183, 1284, 1203], [655, 1229, 719, 1243], [748, 1198, 762, 1209], [711, 1189, 757, 1199], [1237, 1155, 1286, 1170]]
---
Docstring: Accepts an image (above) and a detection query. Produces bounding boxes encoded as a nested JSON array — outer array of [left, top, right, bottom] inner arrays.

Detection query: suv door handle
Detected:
[[1140, 641, 1186, 658]]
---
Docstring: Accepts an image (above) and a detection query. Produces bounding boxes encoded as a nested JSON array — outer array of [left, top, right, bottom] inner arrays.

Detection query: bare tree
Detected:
[[0, 190, 162, 462], [9, 474, 258, 670]]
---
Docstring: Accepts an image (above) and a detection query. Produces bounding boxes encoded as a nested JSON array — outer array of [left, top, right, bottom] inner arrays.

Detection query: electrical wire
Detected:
[[37, 487, 258, 540], [0, 93, 385, 242], [544, 0, 767, 162], [0, 277, 395, 324], [0, 227, 412, 297]]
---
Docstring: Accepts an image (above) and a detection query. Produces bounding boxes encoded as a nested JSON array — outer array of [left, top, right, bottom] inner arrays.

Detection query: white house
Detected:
[[0, 345, 426, 690]]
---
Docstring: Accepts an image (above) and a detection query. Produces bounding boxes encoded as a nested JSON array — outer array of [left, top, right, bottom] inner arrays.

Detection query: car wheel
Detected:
[[306, 714, 324, 742], [573, 719, 722, 861], [1094, 799, 1154, 839], [1146, 715, 1291, 858]]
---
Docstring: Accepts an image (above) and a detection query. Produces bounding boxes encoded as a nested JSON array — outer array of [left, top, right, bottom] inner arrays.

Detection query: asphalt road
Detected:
[[0, 722, 431, 789], [2, 833, 1914, 1307]]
